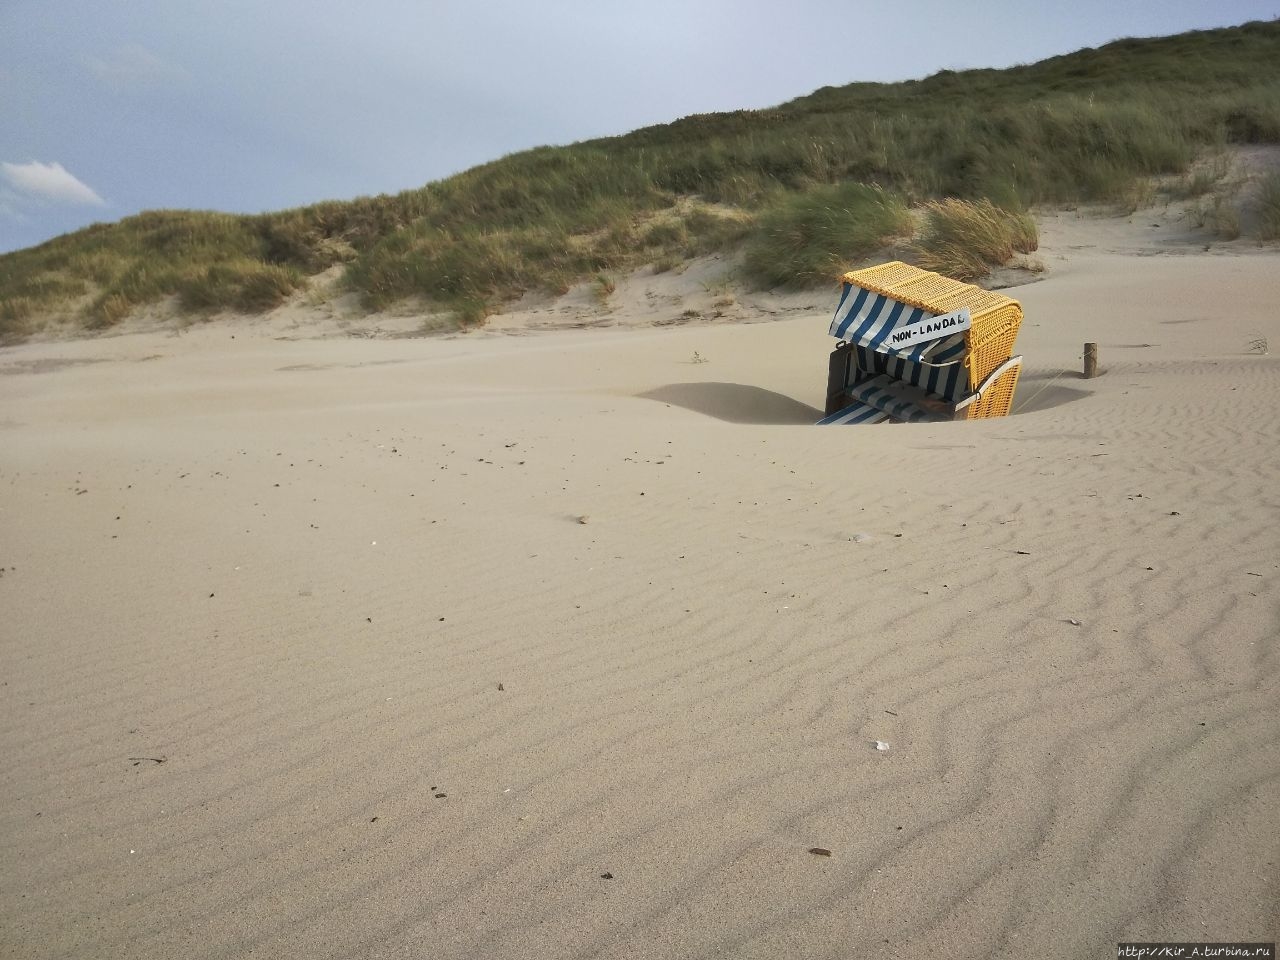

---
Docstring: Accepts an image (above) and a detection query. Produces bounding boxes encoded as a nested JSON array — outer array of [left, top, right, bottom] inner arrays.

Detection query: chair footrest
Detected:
[[817, 399, 893, 425], [818, 375, 954, 425]]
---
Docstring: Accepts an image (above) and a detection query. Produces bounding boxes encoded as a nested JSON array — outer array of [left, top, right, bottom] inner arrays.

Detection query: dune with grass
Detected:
[[3, 19, 1280, 341]]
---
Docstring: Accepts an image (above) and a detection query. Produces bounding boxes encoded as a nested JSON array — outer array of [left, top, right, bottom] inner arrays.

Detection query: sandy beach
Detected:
[[2, 209, 1277, 959]]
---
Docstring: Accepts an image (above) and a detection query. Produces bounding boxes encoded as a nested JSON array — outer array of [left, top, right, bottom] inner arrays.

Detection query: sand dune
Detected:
[[1, 216, 1278, 959]]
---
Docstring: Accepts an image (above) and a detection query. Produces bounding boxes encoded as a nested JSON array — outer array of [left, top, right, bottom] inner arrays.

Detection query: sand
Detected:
[[1, 208, 1278, 959]]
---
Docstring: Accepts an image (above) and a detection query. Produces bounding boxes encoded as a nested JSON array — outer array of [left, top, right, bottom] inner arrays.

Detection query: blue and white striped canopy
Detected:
[[829, 282, 967, 364]]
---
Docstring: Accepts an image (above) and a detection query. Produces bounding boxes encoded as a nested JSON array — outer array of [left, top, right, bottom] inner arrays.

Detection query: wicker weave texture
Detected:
[[841, 262, 1022, 324], [966, 317, 1022, 387], [963, 360, 1022, 420]]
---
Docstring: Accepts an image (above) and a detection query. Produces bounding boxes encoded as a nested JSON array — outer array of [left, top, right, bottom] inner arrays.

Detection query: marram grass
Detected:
[[743, 184, 912, 288], [2, 19, 1279, 340], [1256, 171, 1280, 242], [912, 199, 1039, 281]]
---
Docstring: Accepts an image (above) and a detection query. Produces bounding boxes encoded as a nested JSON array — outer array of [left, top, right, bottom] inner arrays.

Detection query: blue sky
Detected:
[[1, 0, 1275, 253]]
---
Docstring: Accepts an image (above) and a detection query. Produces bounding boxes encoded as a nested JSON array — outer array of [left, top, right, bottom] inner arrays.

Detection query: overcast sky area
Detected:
[[1, 0, 1275, 253]]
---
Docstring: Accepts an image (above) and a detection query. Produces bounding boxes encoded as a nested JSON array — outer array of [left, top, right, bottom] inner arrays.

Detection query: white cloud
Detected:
[[0, 161, 106, 207]]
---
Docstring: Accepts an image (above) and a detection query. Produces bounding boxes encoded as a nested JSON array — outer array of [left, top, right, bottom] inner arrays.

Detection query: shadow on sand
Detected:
[[638, 382, 823, 425], [1009, 371, 1094, 415], [640, 373, 1091, 424]]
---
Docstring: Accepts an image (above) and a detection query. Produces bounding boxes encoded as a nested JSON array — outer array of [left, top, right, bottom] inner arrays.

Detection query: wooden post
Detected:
[[1083, 342, 1098, 379]]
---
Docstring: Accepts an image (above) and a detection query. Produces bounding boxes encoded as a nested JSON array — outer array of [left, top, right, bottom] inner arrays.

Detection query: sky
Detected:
[[1, 0, 1275, 254]]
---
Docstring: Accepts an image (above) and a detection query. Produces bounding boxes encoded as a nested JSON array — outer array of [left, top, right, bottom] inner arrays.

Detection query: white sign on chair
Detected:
[[885, 307, 972, 350]]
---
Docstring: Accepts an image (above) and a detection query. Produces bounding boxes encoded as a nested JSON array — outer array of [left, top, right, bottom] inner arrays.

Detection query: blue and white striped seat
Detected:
[[816, 399, 892, 425], [816, 374, 951, 425]]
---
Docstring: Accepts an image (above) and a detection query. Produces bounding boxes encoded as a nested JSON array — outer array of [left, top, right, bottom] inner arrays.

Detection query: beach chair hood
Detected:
[[828, 282, 969, 365]]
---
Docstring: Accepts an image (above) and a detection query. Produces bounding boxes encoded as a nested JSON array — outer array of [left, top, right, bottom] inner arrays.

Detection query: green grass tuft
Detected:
[[912, 199, 1039, 281], [592, 273, 616, 304], [177, 261, 303, 313], [1256, 171, 1280, 241], [86, 292, 133, 330], [450, 295, 492, 328], [742, 184, 912, 288]]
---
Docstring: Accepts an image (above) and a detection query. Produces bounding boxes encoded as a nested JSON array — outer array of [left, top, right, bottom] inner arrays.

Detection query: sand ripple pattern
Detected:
[[1, 325, 1278, 958]]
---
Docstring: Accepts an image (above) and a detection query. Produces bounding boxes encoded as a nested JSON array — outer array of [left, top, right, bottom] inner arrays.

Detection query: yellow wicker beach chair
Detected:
[[822, 261, 1023, 422]]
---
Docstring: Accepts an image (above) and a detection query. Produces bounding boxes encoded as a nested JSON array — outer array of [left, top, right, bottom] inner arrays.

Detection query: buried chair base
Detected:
[[816, 399, 893, 425], [818, 356, 1022, 425]]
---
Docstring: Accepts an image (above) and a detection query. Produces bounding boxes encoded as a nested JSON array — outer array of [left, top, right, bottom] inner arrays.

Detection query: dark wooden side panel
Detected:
[[826, 342, 853, 415]]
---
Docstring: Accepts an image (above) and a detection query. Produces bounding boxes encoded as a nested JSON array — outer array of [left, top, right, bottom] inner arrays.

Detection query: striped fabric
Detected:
[[850, 345, 965, 401], [829, 282, 967, 364], [817, 374, 950, 425], [816, 399, 891, 425]]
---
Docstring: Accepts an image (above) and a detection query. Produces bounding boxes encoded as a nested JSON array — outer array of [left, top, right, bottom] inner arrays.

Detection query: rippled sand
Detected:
[[2, 222, 1278, 959]]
